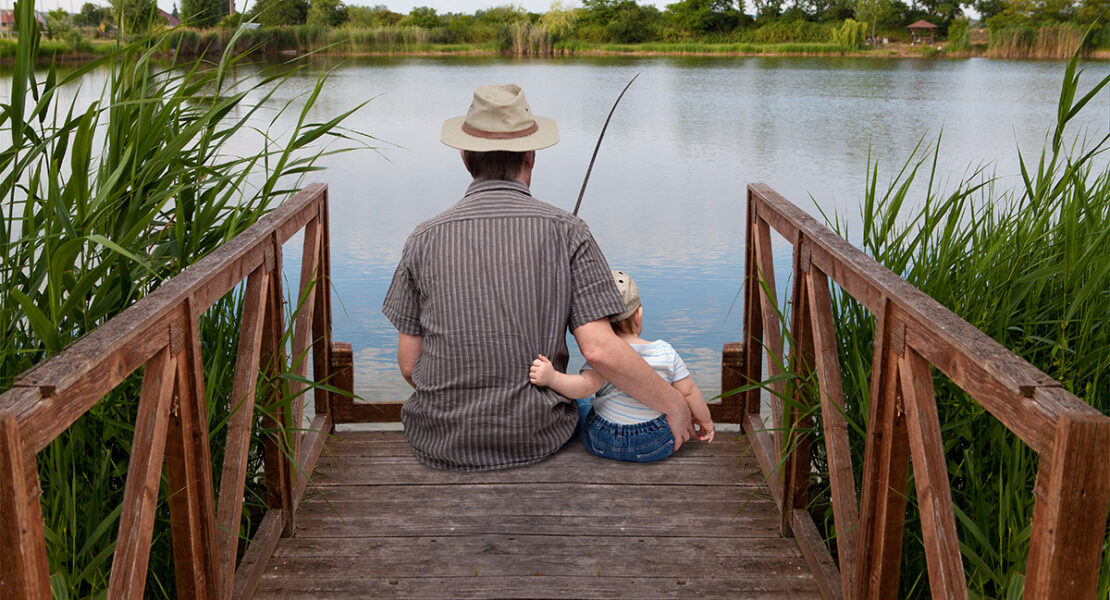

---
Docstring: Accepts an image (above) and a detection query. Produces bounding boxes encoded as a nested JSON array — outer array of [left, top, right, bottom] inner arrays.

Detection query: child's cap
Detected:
[[610, 270, 641, 323]]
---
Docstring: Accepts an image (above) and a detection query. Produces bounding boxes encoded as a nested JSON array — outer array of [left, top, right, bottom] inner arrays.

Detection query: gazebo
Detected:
[[908, 19, 938, 45]]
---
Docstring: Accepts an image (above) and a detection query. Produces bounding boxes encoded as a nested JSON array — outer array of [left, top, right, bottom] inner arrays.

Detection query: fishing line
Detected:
[[573, 72, 641, 217]]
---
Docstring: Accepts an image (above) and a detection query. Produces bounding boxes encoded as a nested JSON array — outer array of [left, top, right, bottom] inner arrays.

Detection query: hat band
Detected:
[[461, 121, 539, 140]]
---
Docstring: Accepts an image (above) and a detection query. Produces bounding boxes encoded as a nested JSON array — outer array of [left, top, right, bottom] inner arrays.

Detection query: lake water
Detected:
[[7, 55, 1110, 401]]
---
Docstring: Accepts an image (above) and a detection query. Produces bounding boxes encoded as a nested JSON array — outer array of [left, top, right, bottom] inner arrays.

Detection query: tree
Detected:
[[180, 0, 225, 26], [402, 6, 442, 28], [540, 0, 577, 39], [853, 0, 890, 40], [250, 0, 307, 26], [306, 0, 346, 26], [664, 0, 741, 35], [116, 0, 157, 34], [751, 0, 784, 19], [346, 4, 401, 27], [78, 2, 113, 26]]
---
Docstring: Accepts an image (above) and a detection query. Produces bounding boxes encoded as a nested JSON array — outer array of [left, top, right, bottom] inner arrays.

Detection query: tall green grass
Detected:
[[1, 0, 367, 594], [809, 44, 1110, 597]]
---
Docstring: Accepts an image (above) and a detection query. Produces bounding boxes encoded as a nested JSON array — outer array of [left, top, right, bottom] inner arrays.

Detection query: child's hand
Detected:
[[529, 354, 555, 387], [694, 419, 715, 443]]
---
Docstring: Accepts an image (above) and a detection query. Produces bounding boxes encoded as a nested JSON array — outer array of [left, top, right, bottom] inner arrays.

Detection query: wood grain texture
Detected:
[[0, 414, 50, 600], [898, 348, 967, 600], [216, 268, 269, 600], [742, 190, 766, 419], [107, 347, 178, 598], [1024, 413, 1110, 599], [806, 267, 859, 598], [254, 431, 821, 599], [853, 302, 911, 600]]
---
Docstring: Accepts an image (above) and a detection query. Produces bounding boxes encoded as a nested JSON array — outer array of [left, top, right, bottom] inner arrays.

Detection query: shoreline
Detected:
[[7, 41, 1110, 65]]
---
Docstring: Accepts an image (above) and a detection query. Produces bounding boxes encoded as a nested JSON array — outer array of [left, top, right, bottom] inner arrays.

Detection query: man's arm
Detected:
[[397, 332, 423, 388], [571, 319, 694, 450]]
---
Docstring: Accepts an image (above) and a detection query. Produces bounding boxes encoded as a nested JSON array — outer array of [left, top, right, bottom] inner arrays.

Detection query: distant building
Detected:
[[908, 19, 938, 46], [0, 9, 50, 37], [160, 9, 181, 27]]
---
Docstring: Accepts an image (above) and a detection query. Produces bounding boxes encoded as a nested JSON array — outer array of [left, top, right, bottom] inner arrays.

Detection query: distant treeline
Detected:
[[12, 0, 1110, 59]]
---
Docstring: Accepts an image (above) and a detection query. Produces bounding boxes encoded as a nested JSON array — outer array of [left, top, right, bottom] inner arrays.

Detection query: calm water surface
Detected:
[[9, 56, 1110, 400]]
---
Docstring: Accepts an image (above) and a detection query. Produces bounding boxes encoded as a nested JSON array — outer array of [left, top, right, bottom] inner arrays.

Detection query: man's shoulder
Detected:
[[409, 180, 588, 239]]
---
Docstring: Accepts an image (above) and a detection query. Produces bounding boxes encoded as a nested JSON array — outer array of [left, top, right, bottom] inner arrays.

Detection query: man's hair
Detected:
[[462, 150, 527, 180]]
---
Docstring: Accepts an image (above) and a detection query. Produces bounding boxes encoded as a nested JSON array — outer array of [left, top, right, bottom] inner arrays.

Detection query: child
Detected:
[[530, 270, 714, 462]]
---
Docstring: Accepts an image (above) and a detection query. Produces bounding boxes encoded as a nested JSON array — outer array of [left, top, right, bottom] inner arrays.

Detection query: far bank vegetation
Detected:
[[6, 0, 1110, 62]]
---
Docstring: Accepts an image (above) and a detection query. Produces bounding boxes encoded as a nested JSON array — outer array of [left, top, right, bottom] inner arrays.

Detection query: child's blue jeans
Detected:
[[581, 408, 675, 463]]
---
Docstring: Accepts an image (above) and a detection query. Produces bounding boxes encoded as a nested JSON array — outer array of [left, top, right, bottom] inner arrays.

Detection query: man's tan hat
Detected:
[[441, 84, 559, 152], [610, 270, 641, 323]]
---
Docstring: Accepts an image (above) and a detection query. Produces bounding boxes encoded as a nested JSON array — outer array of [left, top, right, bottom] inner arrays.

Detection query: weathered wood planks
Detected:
[[253, 432, 821, 599]]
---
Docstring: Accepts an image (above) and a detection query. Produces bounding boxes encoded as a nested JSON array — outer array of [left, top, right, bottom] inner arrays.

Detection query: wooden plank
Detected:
[[289, 217, 321, 475], [780, 234, 815, 536], [301, 481, 769, 505], [806, 267, 859, 597], [742, 189, 765, 420], [853, 301, 911, 600], [753, 216, 787, 490], [898, 348, 967, 600], [231, 509, 283, 600], [1024, 413, 1110, 599], [260, 236, 295, 535], [788, 509, 845, 600], [294, 414, 331, 506], [265, 553, 812, 580], [256, 575, 821, 598], [0, 414, 51, 600], [7, 186, 327, 453], [165, 309, 219, 600], [744, 415, 783, 507], [215, 267, 269, 600], [107, 347, 178, 598], [270, 534, 805, 560], [333, 399, 403, 423], [311, 196, 335, 423], [312, 457, 766, 488]]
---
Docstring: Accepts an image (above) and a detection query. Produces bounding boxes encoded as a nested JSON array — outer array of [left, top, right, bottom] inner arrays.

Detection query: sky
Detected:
[[16, 0, 673, 17]]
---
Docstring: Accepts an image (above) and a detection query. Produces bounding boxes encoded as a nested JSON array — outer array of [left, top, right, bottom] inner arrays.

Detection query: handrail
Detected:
[[0, 184, 345, 599], [735, 183, 1110, 599]]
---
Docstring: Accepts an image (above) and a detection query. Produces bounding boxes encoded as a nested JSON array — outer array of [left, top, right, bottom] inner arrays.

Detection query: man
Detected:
[[382, 83, 693, 471]]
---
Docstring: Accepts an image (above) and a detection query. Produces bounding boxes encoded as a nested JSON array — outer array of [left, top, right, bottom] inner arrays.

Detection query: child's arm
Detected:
[[530, 354, 606, 399], [672, 377, 714, 443]]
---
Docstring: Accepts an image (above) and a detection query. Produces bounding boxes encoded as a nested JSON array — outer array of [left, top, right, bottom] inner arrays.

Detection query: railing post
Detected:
[[330, 342, 354, 423], [311, 192, 336, 432], [719, 342, 746, 424], [1024, 412, 1110, 599], [741, 187, 764, 426], [780, 233, 815, 537], [0, 413, 51, 600], [854, 303, 911, 600]]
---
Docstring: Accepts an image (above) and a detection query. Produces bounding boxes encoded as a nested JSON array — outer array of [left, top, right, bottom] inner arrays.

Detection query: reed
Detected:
[[987, 24, 1088, 58], [810, 45, 1110, 597], [1, 0, 367, 594]]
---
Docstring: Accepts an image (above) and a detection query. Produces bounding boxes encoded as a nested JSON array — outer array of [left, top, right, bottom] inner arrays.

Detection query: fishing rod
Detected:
[[573, 72, 641, 217]]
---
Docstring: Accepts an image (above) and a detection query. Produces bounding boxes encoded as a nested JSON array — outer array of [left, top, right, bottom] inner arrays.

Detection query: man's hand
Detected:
[[665, 407, 695, 451], [529, 354, 555, 387]]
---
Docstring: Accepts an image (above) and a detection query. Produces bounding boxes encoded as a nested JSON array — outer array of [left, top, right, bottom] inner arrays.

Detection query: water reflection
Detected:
[[7, 56, 1106, 402]]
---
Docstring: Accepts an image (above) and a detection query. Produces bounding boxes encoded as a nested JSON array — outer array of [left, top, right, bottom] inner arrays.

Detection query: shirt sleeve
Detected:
[[566, 221, 625, 331], [381, 236, 424, 336], [670, 344, 690, 382]]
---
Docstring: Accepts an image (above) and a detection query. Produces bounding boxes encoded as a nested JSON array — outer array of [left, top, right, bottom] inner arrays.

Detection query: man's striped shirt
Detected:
[[382, 178, 624, 471]]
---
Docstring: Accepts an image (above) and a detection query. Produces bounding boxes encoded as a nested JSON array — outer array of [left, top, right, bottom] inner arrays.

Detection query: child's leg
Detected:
[[582, 412, 674, 463]]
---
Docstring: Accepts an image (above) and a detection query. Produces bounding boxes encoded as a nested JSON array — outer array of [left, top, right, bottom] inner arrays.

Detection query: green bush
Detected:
[[832, 18, 867, 49]]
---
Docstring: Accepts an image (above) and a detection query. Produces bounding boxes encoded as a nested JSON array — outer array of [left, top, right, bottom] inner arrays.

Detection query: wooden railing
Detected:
[[729, 183, 1110, 599], [0, 184, 346, 599]]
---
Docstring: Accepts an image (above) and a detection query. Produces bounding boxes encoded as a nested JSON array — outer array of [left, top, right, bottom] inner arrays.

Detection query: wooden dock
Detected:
[[253, 431, 822, 599]]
